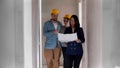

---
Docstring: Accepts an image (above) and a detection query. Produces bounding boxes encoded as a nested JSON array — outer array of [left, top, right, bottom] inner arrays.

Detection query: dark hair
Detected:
[[70, 15, 80, 28]]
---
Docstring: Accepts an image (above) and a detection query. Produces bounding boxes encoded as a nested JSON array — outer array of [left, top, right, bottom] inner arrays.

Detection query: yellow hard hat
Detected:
[[51, 9, 59, 14], [64, 14, 71, 19]]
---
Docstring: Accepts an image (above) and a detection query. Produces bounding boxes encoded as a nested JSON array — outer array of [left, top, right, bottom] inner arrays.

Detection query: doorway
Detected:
[[41, 0, 88, 68]]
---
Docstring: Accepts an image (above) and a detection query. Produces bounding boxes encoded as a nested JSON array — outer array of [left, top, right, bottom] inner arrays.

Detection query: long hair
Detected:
[[70, 15, 80, 29]]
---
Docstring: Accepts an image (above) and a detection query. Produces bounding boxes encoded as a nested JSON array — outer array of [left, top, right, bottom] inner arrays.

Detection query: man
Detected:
[[43, 9, 62, 68]]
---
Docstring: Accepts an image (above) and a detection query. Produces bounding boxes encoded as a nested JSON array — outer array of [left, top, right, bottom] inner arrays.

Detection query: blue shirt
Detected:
[[43, 20, 62, 49]]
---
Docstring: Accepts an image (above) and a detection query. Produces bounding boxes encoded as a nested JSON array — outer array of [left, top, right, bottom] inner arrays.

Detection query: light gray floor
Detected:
[[42, 65, 63, 68]]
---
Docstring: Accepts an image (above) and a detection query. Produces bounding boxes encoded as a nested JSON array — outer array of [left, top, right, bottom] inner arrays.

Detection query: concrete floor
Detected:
[[42, 65, 63, 68]]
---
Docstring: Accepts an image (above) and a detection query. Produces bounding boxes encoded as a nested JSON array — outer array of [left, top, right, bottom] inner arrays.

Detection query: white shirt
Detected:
[[53, 22, 58, 30]]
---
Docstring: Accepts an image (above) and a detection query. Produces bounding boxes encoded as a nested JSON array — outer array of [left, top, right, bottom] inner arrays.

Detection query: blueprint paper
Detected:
[[58, 33, 77, 42]]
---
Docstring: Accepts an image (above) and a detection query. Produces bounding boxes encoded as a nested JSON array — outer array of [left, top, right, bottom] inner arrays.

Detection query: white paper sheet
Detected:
[[58, 33, 77, 42]]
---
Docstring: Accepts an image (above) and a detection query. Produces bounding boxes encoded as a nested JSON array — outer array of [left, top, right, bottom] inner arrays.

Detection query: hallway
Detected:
[[0, 0, 120, 68]]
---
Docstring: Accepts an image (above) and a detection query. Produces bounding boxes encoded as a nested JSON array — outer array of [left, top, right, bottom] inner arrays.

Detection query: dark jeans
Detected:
[[62, 47, 67, 68], [65, 54, 83, 68]]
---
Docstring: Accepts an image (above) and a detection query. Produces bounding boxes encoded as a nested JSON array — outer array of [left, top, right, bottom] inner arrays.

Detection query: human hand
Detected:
[[75, 39, 81, 43], [53, 30, 58, 34]]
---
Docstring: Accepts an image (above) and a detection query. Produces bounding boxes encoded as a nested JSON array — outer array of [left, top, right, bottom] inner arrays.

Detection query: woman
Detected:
[[64, 15, 85, 68]]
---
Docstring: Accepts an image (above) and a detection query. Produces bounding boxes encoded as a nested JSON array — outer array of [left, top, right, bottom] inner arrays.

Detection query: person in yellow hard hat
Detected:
[[50, 9, 59, 21], [60, 14, 71, 33], [63, 14, 71, 27], [43, 9, 62, 68], [59, 14, 71, 68]]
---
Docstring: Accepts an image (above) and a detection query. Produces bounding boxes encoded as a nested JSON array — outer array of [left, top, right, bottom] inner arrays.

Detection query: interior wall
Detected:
[[42, 0, 79, 24], [86, 0, 103, 68], [81, 0, 88, 68], [0, 0, 24, 68], [0, 0, 15, 68], [32, 0, 40, 68], [42, 0, 79, 65], [102, 0, 120, 68], [0, 0, 39, 68], [14, 0, 24, 68]]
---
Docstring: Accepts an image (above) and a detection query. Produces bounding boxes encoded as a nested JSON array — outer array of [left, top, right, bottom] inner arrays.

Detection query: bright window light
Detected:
[[79, 2, 83, 68], [115, 66, 120, 68], [23, 0, 33, 68], [79, 2, 82, 27], [39, 0, 42, 68]]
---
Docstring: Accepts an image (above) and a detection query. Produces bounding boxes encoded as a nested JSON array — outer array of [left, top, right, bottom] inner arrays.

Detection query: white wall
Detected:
[[87, 0, 120, 68], [0, 0, 38, 68], [103, 0, 120, 68], [81, 0, 88, 68], [15, 0, 24, 68], [42, 0, 79, 25], [0, 0, 24, 68], [0, 0, 15, 68], [0, 0, 40, 68], [32, 0, 40, 68], [86, 0, 103, 68]]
